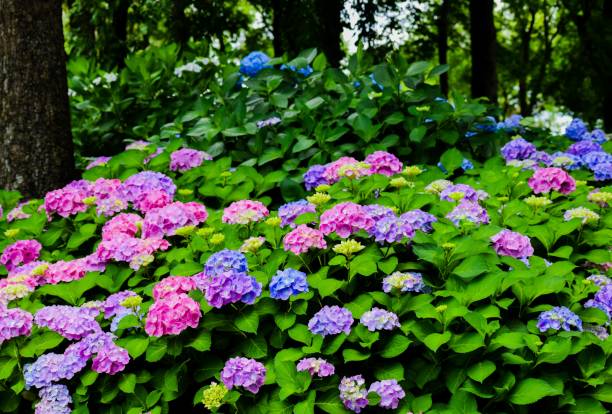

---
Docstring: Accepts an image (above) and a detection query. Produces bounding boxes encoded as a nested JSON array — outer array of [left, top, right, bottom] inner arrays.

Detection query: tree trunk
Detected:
[[437, 0, 450, 96], [112, 0, 130, 68], [0, 0, 75, 198], [171, 0, 190, 46], [602, 0, 612, 129], [313, 0, 344, 67], [469, 0, 498, 103]]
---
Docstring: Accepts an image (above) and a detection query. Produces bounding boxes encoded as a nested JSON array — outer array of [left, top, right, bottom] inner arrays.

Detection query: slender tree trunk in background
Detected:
[[112, 0, 129, 68], [0, 0, 75, 197], [469, 0, 498, 103], [518, 11, 535, 116], [271, 0, 285, 56], [171, 0, 190, 46], [437, 0, 450, 96], [602, 1, 612, 129], [313, 0, 344, 67]]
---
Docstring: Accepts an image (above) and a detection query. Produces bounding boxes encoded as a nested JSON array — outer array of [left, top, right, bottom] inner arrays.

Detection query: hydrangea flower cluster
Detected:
[[319, 202, 374, 238], [303, 164, 329, 190], [369, 379, 406, 409], [0, 306, 33, 343], [85, 156, 111, 170], [269, 268, 309, 300], [382, 272, 427, 293], [169, 148, 212, 172], [296, 357, 335, 377], [283, 225, 327, 255], [43, 184, 89, 218], [364, 151, 403, 176], [584, 285, 612, 318], [338, 375, 369, 413], [35, 384, 72, 414], [142, 201, 208, 238], [367, 215, 414, 244], [446, 201, 490, 226], [222, 200, 269, 224], [120, 171, 177, 207], [490, 229, 534, 259], [399, 209, 437, 233], [537, 306, 583, 332], [308, 305, 354, 336], [145, 293, 201, 336], [0, 239, 42, 271], [501, 138, 536, 161], [528, 167, 577, 195], [256, 116, 281, 128], [240, 236, 266, 253], [278, 199, 316, 228], [239, 51, 270, 77], [221, 357, 266, 393], [564, 207, 600, 224], [439, 183, 483, 202], [204, 249, 248, 276], [360, 307, 400, 331], [34, 306, 101, 340]]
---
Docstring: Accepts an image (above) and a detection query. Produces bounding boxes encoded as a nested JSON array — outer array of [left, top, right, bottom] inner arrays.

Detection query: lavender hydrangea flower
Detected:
[[256, 117, 281, 128], [584, 324, 609, 340], [278, 200, 316, 228], [593, 162, 612, 181], [446, 201, 490, 226], [497, 114, 523, 131], [368, 379, 405, 409], [583, 151, 612, 170], [363, 204, 395, 222], [587, 275, 612, 288], [102, 291, 138, 319], [565, 118, 588, 141], [567, 140, 602, 157], [0, 306, 33, 343], [296, 357, 335, 377], [120, 171, 176, 203], [382, 272, 427, 293], [529, 151, 553, 166], [399, 209, 437, 233], [24, 352, 88, 389], [308, 305, 354, 336], [439, 184, 481, 202], [221, 357, 266, 393], [35, 384, 72, 414], [537, 306, 582, 332], [205, 249, 248, 276], [34, 306, 101, 340], [339, 375, 369, 413], [269, 268, 309, 300], [501, 138, 536, 161], [303, 165, 329, 190], [490, 229, 534, 259], [368, 215, 414, 244], [203, 270, 262, 308], [585, 285, 612, 318], [360, 308, 400, 331]]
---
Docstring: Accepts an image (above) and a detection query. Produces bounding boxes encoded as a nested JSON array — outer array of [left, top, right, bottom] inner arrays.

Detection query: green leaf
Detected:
[[146, 339, 167, 362], [380, 334, 411, 358], [342, 349, 370, 362], [305, 97, 325, 110], [406, 61, 430, 76], [20, 332, 64, 357], [423, 331, 451, 352], [509, 378, 563, 405], [294, 390, 316, 414], [349, 254, 378, 277], [313, 278, 345, 297], [467, 360, 496, 383], [411, 394, 432, 413], [119, 336, 149, 358], [453, 255, 489, 279], [187, 330, 212, 352], [235, 310, 259, 334], [275, 313, 297, 331], [409, 126, 427, 143], [374, 362, 404, 381], [119, 373, 136, 393]]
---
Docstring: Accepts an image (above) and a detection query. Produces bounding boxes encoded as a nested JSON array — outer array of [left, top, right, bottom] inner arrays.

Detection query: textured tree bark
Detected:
[[469, 0, 498, 103], [437, 0, 450, 96], [0, 0, 75, 198]]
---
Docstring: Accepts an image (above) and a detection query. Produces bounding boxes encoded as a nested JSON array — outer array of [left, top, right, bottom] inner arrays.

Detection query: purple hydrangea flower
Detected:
[[529, 151, 553, 166], [34, 306, 101, 340], [256, 117, 281, 128], [205, 249, 248, 276], [368, 379, 405, 409], [593, 162, 612, 181], [269, 268, 309, 300], [382, 272, 427, 293], [24, 352, 88, 389], [583, 151, 612, 170], [339, 375, 369, 413], [296, 357, 335, 377], [363, 204, 395, 222], [360, 308, 400, 331], [567, 141, 602, 157], [399, 209, 437, 233], [565, 118, 588, 141], [102, 291, 138, 319], [0, 306, 33, 343], [587, 275, 612, 288], [439, 184, 481, 202], [501, 138, 536, 161], [120, 171, 176, 204], [221, 357, 266, 393], [303, 165, 329, 190], [308, 305, 354, 336], [170, 148, 212, 172], [85, 156, 111, 170], [278, 200, 316, 228], [537, 306, 582, 332], [368, 215, 414, 244], [203, 270, 262, 308], [585, 285, 612, 318], [91, 343, 130, 375], [65, 331, 117, 360], [35, 384, 72, 414], [446, 201, 490, 226], [490, 229, 534, 259]]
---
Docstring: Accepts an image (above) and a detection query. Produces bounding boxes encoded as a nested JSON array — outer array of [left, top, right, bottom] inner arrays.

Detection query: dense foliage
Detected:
[[1, 50, 612, 414]]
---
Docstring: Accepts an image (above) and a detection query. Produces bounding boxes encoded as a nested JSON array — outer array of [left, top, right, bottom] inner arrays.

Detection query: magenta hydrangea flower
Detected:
[[339, 375, 369, 413], [319, 202, 374, 238], [528, 167, 576, 195], [43, 184, 90, 218], [120, 171, 176, 205], [91, 343, 130, 375], [360, 307, 400, 331], [101, 213, 142, 240], [1, 239, 42, 271], [446, 201, 490, 226], [134, 190, 172, 213], [142, 201, 208, 238], [296, 357, 335, 377], [202, 270, 262, 308], [278, 200, 316, 228], [6, 202, 32, 221], [222, 200, 269, 224], [170, 148, 212, 172], [0, 306, 33, 343], [221, 357, 266, 394], [90, 178, 128, 216], [399, 209, 437, 233], [41, 259, 88, 285], [323, 157, 360, 183], [283, 225, 327, 255], [86, 156, 111, 170], [34, 305, 101, 340], [152, 276, 197, 300], [368, 379, 405, 409], [365, 151, 403, 176], [490, 229, 534, 259], [145, 293, 201, 336], [308, 305, 354, 336]]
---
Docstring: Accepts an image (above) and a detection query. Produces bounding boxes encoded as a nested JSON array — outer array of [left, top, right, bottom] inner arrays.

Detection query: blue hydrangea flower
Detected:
[[565, 118, 588, 141], [269, 268, 309, 300], [308, 306, 353, 336], [35, 384, 72, 414], [501, 138, 536, 161], [370, 73, 383, 90], [280, 64, 313, 77], [461, 158, 474, 170], [303, 165, 328, 190], [583, 151, 612, 170], [589, 129, 607, 143], [399, 209, 437, 233], [278, 200, 316, 228], [585, 285, 612, 318], [593, 162, 612, 181], [567, 140, 602, 157], [239, 51, 271, 77], [497, 114, 523, 131], [537, 306, 582, 332], [205, 249, 248, 276], [475, 116, 498, 133]]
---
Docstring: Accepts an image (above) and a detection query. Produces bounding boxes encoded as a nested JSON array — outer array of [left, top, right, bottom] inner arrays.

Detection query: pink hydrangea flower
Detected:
[[222, 200, 269, 225], [319, 202, 374, 238], [323, 157, 360, 183], [91, 344, 130, 375], [528, 167, 576, 195], [102, 213, 142, 241], [170, 148, 212, 172], [91, 178, 128, 217], [283, 225, 327, 255], [142, 201, 208, 238], [0, 306, 33, 343], [365, 151, 403, 176], [6, 202, 31, 221], [44, 182, 91, 218], [491, 229, 534, 259], [135, 190, 172, 213], [152, 276, 197, 300], [296, 357, 335, 377], [144, 293, 201, 336], [41, 259, 88, 285], [95, 234, 169, 270], [86, 156, 111, 170], [0, 239, 42, 271]]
